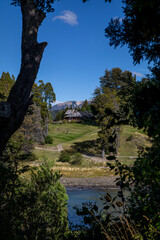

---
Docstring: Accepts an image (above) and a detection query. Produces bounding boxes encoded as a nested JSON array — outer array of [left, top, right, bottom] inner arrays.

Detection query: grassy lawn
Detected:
[[122, 125, 146, 134], [47, 123, 98, 147], [32, 123, 150, 177], [33, 149, 59, 162], [118, 125, 150, 156], [45, 123, 148, 156]]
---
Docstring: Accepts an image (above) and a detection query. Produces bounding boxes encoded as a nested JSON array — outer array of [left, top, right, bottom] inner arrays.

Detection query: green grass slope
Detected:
[[118, 125, 150, 156], [47, 123, 98, 147], [45, 123, 150, 157], [32, 123, 150, 177]]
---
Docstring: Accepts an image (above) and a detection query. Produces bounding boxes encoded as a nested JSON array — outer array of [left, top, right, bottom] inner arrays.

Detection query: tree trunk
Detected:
[[102, 143, 105, 159], [115, 126, 120, 155], [0, 0, 47, 155]]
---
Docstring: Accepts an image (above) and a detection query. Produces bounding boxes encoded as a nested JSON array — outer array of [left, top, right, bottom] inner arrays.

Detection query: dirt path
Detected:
[[35, 146, 57, 152], [83, 154, 137, 162], [35, 144, 64, 152], [57, 144, 63, 152], [35, 145, 106, 162], [35, 145, 137, 162]]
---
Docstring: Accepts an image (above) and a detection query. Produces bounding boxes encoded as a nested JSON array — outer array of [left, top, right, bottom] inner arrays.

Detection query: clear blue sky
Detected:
[[0, 0, 149, 103]]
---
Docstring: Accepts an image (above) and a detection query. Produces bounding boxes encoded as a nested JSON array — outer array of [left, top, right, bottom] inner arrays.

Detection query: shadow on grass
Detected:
[[72, 139, 102, 156]]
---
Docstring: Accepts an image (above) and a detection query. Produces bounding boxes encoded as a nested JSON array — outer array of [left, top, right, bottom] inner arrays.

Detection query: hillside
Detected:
[[33, 123, 150, 168]]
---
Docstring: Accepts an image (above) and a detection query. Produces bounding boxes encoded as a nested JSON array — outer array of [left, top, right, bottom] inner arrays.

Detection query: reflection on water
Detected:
[[67, 188, 119, 226]]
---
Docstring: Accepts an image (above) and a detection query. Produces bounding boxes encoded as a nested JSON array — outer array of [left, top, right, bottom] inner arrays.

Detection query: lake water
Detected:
[[67, 188, 119, 226]]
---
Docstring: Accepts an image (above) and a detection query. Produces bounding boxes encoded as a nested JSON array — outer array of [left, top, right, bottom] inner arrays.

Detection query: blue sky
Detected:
[[0, 0, 149, 103]]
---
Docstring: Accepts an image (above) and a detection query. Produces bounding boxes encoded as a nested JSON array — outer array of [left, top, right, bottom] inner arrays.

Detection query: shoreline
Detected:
[[60, 176, 118, 190]]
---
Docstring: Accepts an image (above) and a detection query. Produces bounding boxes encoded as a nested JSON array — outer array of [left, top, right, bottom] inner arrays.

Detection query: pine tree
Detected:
[[0, 72, 15, 101]]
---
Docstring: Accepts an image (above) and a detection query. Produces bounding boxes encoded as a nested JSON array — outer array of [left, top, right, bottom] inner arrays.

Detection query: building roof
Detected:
[[65, 110, 82, 118], [65, 110, 75, 115], [80, 111, 94, 118]]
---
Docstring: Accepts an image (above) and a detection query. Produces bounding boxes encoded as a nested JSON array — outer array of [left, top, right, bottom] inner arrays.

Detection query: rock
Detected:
[[0, 102, 11, 118]]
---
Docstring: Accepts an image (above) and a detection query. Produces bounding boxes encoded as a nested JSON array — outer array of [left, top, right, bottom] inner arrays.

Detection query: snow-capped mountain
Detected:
[[52, 101, 87, 111]]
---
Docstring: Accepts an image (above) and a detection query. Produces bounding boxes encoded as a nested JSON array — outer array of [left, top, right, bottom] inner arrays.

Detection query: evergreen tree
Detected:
[[32, 82, 49, 122], [80, 100, 91, 112], [54, 109, 66, 121], [0, 72, 15, 101], [37, 80, 56, 108], [93, 68, 135, 158], [32, 80, 56, 135], [105, 0, 160, 65]]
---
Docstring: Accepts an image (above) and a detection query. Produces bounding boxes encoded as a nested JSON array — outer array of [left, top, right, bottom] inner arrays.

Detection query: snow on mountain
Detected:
[[52, 101, 84, 111]]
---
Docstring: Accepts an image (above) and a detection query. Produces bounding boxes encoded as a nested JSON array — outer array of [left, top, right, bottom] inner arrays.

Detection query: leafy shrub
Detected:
[[63, 119, 67, 124], [58, 149, 83, 165], [58, 150, 72, 163], [70, 153, 83, 165], [45, 135, 53, 144], [0, 143, 68, 240]]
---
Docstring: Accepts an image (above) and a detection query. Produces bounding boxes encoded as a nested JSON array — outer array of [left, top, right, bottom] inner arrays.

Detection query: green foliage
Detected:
[[106, 149, 160, 239], [11, 0, 111, 14], [128, 145, 160, 233], [93, 68, 135, 156], [105, 0, 160, 65], [123, 77, 160, 139], [32, 80, 56, 121], [0, 72, 15, 101], [70, 153, 83, 165], [117, 70, 160, 235], [58, 149, 84, 165], [58, 150, 72, 163], [74, 194, 143, 240], [38, 80, 56, 108], [78, 100, 92, 112], [0, 140, 68, 240], [44, 135, 53, 144], [103, 1, 160, 238], [54, 109, 66, 121], [11, 0, 56, 13], [0, 72, 55, 145], [5, 128, 35, 160]]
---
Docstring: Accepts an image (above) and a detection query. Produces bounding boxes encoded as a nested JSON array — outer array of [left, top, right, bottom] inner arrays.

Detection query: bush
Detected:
[[45, 135, 53, 144], [0, 146, 68, 240], [58, 150, 72, 163], [63, 119, 67, 124], [58, 149, 83, 165], [70, 153, 83, 165]]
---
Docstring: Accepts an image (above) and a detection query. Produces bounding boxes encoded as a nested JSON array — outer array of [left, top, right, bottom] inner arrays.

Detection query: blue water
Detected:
[[67, 188, 119, 226]]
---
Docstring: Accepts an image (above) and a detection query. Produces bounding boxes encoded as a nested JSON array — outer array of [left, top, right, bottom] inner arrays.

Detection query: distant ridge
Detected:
[[52, 100, 91, 111]]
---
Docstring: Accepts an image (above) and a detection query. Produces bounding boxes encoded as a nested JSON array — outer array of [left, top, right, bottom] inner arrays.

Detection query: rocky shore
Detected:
[[60, 176, 118, 190]]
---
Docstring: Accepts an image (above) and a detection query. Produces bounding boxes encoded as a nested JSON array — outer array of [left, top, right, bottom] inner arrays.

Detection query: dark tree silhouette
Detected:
[[105, 0, 160, 65], [0, 0, 49, 154]]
